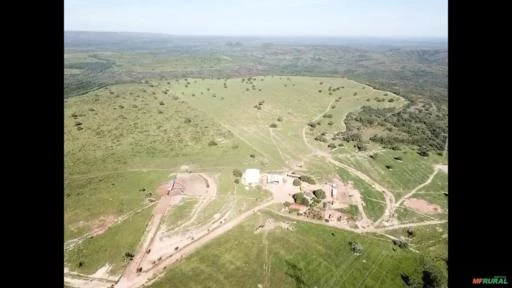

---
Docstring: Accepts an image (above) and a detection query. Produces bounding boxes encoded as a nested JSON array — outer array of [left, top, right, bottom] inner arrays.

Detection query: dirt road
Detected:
[[373, 220, 447, 232], [115, 200, 279, 288], [326, 158, 395, 227], [395, 167, 440, 209]]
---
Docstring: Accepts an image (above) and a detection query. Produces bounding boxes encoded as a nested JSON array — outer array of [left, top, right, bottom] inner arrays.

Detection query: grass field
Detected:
[[164, 197, 198, 231], [164, 76, 406, 171], [64, 170, 168, 241], [65, 206, 153, 275], [384, 223, 448, 281], [336, 167, 386, 221], [335, 149, 444, 199], [151, 210, 428, 288], [414, 171, 448, 220]]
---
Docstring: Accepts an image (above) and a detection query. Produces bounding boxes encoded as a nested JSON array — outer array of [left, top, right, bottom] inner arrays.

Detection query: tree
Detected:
[[313, 189, 326, 199], [292, 178, 302, 186], [422, 262, 444, 288], [233, 169, 243, 178], [234, 179, 240, 184], [299, 175, 316, 184], [293, 193, 310, 206]]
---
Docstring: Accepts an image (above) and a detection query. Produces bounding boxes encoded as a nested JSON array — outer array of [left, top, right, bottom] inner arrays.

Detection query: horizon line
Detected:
[[64, 30, 447, 40]]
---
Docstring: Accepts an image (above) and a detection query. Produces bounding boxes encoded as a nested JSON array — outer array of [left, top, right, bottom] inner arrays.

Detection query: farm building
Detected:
[[243, 168, 261, 185], [267, 174, 284, 184]]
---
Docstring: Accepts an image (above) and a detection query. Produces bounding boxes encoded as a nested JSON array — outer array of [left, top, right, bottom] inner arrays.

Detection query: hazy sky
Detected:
[[65, 0, 447, 38]]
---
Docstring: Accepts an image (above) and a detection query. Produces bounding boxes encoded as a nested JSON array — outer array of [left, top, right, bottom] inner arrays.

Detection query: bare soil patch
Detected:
[[254, 218, 294, 234], [435, 164, 448, 174], [404, 198, 442, 214], [90, 215, 117, 236]]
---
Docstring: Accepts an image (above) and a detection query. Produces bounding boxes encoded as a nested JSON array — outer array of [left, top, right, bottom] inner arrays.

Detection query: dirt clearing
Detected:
[[404, 198, 442, 214], [254, 218, 294, 234]]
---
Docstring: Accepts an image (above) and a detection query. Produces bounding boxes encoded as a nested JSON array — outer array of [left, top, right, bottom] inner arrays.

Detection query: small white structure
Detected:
[[267, 174, 284, 184], [243, 169, 261, 185]]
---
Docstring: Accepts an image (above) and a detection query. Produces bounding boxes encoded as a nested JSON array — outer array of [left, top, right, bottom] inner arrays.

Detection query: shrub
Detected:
[[349, 241, 363, 254], [355, 142, 367, 151], [234, 179, 240, 184], [327, 143, 336, 149], [159, 101, 165, 105], [277, 117, 283, 122], [250, 154, 255, 158], [323, 114, 333, 118], [269, 123, 278, 128], [328, 121, 334, 126], [353, 92, 358, 96], [318, 90, 322, 93], [292, 178, 301, 186], [208, 140, 218, 146]]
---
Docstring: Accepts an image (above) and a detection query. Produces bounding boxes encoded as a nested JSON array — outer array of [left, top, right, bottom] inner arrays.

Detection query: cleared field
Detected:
[[65, 206, 153, 275], [336, 167, 386, 222], [151, 210, 427, 288], [335, 149, 444, 199]]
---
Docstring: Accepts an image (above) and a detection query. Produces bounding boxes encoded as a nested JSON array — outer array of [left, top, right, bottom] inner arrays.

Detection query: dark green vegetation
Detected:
[[65, 32, 447, 104], [151, 211, 434, 288]]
